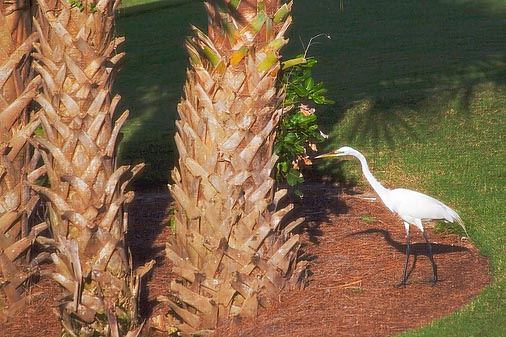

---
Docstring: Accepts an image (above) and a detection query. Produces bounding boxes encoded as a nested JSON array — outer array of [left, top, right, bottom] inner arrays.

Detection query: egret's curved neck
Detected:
[[353, 151, 389, 196]]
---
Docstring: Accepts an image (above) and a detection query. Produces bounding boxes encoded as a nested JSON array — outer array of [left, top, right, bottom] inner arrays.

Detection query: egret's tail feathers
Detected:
[[455, 214, 469, 238], [448, 206, 469, 238]]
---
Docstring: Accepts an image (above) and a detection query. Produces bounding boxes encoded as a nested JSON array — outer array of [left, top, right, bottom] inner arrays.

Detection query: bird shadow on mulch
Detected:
[[0, 181, 491, 337]]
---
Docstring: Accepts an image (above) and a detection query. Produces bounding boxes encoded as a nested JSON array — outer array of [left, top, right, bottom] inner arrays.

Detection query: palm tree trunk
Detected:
[[165, 1, 307, 334], [31, 0, 144, 334], [0, 0, 46, 314]]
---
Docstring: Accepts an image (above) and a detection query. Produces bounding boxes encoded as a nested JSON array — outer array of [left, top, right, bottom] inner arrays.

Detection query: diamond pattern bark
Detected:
[[31, 0, 144, 335], [0, 0, 45, 315], [165, 1, 307, 334]]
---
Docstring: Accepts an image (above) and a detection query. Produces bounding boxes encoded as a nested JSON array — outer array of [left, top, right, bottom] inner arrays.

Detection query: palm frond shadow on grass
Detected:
[[285, 0, 506, 150]]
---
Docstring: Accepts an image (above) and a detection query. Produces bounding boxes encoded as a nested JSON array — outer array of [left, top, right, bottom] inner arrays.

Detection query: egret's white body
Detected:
[[316, 146, 468, 286]]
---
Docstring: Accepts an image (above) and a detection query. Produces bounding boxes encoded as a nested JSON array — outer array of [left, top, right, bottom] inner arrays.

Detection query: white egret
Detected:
[[316, 146, 468, 286]]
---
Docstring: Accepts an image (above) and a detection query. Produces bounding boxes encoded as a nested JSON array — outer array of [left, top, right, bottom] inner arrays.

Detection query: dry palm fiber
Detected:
[[30, 0, 147, 335], [164, 1, 307, 334], [0, 0, 46, 315]]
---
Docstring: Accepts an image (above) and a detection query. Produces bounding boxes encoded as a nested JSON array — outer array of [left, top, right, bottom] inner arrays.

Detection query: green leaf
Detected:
[[273, 3, 290, 23], [293, 85, 308, 97], [305, 77, 314, 91], [202, 45, 221, 66], [229, 0, 241, 9], [185, 40, 203, 66], [282, 57, 306, 70], [304, 58, 318, 67], [266, 38, 286, 52], [286, 168, 304, 186], [169, 216, 176, 234], [293, 112, 317, 125], [275, 50, 334, 195], [242, 10, 267, 36], [257, 52, 278, 72], [34, 126, 44, 137]]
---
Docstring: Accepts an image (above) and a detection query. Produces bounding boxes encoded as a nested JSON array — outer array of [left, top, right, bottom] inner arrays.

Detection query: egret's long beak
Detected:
[[315, 151, 343, 159]]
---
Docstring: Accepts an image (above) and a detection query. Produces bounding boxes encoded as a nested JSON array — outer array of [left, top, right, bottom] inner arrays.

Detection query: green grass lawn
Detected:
[[115, 0, 206, 187], [115, 0, 506, 334]]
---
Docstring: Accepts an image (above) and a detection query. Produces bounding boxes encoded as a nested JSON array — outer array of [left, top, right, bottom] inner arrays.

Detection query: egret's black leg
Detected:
[[399, 231, 411, 287], [422, 230, 438, 284]]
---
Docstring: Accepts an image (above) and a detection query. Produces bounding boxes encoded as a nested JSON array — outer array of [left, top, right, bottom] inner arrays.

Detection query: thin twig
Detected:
[[301, 33, 332, 58], [317, 279, 363, 290]]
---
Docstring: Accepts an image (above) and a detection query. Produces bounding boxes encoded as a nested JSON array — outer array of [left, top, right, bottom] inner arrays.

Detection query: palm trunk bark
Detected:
[[164, 1, 307, 334], [0, 0, 45, 314], [31, 0, 144, 334]]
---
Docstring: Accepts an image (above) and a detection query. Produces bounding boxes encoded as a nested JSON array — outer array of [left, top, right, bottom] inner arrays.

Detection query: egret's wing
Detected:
[[389, 189, 468, 236]]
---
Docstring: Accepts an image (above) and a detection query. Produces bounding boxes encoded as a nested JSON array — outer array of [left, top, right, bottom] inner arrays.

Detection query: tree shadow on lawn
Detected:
[[113, 0, 504, 324], [286, 0, 506, 149], [115, 1, 206, 189], [114, 0, 506, 190]]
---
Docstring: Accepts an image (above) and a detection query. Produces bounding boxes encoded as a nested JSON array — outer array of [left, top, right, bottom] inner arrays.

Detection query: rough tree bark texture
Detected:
[[0, 0, 45, 315], [30, 0, 146, 335], [165, 1, 307, 334]]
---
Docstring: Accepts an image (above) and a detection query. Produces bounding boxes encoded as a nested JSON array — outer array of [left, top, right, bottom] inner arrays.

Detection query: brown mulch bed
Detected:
[[0, 182, 491, 337]]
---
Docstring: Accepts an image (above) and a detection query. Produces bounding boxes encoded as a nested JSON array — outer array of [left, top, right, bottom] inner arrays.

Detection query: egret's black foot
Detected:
[[395, 280, 408, 288], [420, 278, 438, 286]]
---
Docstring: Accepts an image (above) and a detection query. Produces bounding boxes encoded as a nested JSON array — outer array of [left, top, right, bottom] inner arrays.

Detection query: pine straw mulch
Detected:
[[0, 182, 491, 337]]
